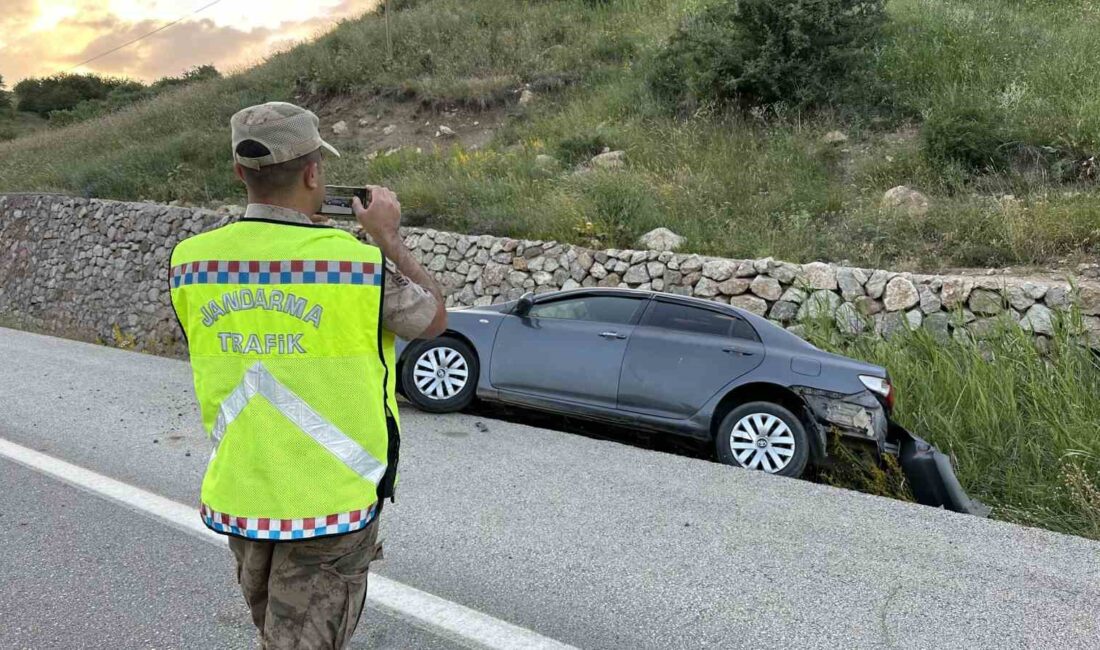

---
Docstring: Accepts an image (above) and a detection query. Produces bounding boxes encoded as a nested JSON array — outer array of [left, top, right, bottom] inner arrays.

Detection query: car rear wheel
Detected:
[[401, 337, 478, 413], [715, 402, 810, 478]]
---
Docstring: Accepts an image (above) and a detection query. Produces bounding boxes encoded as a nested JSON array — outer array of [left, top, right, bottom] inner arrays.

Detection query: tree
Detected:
[[152, 64, 221, 90], [650, 0, 888, 112], [13, 73, 130, 117], [0, 74, 11, 111], [13, 65, 221, 124]]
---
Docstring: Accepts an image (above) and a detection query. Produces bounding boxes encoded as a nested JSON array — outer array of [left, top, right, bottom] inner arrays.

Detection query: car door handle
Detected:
[[723, 347, 754, 356], [599, 331, 628, 340]]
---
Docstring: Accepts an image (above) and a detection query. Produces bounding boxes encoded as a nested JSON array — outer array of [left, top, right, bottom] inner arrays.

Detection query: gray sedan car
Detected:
[[396, 288, 986, 514]]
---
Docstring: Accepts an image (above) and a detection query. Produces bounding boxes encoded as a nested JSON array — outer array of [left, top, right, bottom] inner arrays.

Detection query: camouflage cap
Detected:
[[231, 102, 340, 170]]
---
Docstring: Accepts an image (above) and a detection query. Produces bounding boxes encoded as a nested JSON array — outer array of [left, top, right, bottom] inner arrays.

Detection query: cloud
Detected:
[[0, 0, 370, 85], [0, 0, 36, 27], [0, 0, 41, 71], [66, 17, 277, 80]]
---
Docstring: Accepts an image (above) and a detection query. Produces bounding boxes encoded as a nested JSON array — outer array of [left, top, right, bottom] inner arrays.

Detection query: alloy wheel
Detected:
[[413, 347, 469, 400], [729, 413, 796, 474]]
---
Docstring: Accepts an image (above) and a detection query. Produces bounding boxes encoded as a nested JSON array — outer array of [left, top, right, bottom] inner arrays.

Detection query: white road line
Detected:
[[0, 437, 577, 650]]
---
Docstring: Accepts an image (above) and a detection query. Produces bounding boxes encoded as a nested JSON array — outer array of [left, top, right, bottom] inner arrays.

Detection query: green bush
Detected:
[[922, 99, 1010, 173], [650, 0, 887, 111]]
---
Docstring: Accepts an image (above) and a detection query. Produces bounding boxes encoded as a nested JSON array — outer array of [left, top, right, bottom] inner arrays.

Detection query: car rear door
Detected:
[[617, 299, 764, 419], [490, 294, 648, 409]]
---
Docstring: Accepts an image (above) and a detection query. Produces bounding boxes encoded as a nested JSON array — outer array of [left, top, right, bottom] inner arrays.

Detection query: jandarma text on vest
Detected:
[[201, 288, 324, 328]]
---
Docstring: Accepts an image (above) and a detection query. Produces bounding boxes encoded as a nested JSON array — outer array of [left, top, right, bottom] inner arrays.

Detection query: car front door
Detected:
[[618, 299, 764, 419], [490, 294, 648, 409]]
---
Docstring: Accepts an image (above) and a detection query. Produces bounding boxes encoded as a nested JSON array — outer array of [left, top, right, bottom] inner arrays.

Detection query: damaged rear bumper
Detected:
[[889, 420, 991, 517]]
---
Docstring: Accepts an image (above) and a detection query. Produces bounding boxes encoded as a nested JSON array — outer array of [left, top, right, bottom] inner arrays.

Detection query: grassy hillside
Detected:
[[0, 110, 48, 142], [2, 0, 1100, 270]]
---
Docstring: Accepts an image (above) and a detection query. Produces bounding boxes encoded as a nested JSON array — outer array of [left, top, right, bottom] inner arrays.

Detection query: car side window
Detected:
[[643, 301, 759, 341], [528, 296, 643, 325], [729, 317, 759, 342]]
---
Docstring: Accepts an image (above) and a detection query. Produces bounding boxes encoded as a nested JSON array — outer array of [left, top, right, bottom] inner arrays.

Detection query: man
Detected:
[[169, 101, 446, 649]]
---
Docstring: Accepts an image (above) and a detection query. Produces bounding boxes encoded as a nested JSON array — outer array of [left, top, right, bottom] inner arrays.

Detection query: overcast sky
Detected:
[[0, 0, 379, 86]]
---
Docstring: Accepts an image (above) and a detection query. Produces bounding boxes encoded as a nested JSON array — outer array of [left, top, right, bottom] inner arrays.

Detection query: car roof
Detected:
[[535, 287, 740, 315]]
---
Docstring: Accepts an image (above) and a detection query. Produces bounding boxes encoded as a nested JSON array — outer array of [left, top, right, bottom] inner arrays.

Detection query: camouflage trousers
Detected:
[[228, 513, 383, 650]]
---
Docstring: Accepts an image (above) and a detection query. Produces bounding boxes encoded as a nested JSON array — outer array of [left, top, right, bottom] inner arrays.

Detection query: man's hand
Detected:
[[352, 186, 401, 246], [352, 185, 448, 338]]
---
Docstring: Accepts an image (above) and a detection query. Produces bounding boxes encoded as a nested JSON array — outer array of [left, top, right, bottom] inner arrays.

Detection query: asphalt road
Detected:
[[2, 326, 1099, 649]]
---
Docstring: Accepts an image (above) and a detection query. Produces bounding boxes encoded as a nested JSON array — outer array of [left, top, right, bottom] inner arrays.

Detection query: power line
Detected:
[[68, 0, 226, 72]]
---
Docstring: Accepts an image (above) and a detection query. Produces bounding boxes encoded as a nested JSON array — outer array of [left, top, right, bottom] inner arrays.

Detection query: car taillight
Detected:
[[859, 374, 894, 413]]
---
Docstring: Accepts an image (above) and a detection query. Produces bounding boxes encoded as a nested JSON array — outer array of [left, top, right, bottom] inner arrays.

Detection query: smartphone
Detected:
[[320, 186, 371, 218]]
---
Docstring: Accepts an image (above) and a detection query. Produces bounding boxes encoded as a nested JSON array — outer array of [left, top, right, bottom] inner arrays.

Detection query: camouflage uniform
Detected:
[[226, 203, 437, 649], [230, 512, 383, 650]]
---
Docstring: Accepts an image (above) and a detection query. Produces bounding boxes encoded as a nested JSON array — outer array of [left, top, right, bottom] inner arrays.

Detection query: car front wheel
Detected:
[[715, 402, 810, 478], [400, 337, 478, 413]]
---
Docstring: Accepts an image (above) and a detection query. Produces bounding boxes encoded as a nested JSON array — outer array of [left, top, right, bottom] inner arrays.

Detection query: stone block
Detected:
[[623, 264, 650, 284], [922, 312, 951, 343], [749, 276, 783, 301], [702, 259, 736, 281], [835, 302, 867, 335], [780, 287, 808, 304], [941, 278, 974, 310], [729, 295, 768, 317], [969, 289, 1004, 316], [837, 268, 866, 301], [798, 291, 842, 322], [884, 277, 919, 311], [865, 270, 894, 299], [769, 301, 799, 323], [718, 278, 751, 296], [918, 285, 942, 314], [694, 277, 720, 297], [803, 262, 838, 290], [1020, 304, 1055, 336]]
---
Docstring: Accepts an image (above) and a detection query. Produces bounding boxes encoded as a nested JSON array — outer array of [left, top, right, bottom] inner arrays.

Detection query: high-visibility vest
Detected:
[[169, 218, 400, 541]]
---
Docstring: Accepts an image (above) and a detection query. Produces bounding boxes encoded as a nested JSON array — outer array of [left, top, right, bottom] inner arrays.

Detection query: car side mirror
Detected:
[[515, 292, 535, 317]]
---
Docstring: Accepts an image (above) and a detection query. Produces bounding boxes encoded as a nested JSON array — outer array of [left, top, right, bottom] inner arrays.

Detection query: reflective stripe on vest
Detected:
[[212, 362, 387, 485], [200, 502, 378, 541], [170, 259, 383, 287]]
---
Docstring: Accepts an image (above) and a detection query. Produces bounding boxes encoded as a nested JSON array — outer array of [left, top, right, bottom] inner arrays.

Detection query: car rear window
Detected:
[[643, 301, 759, 341], [529, 296, 644, 324]]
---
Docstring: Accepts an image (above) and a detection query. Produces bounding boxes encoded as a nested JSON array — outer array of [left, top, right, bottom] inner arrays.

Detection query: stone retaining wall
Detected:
[[2, 193, 1098, 356]]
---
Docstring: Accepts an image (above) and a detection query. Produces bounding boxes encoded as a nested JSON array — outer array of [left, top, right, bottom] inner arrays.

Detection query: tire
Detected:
[[400, 336, 478, 413], [715, 401, 810, 478]]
